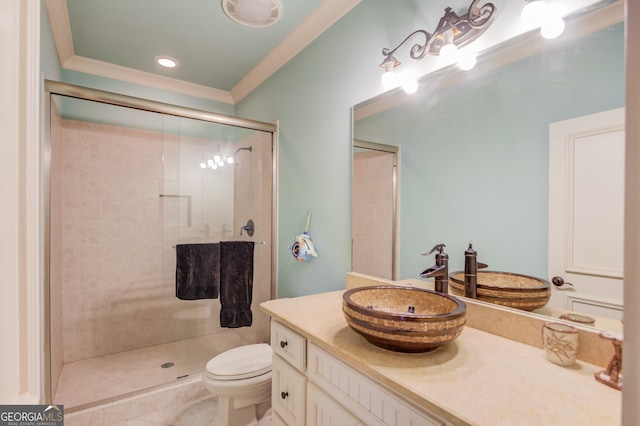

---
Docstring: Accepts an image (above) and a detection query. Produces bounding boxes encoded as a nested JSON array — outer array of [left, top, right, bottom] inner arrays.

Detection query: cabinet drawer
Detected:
[[271, 320, 306, 372], [307, 343, 447, 426], [307, 382, 363, 426], [272, 354, 307, 426]]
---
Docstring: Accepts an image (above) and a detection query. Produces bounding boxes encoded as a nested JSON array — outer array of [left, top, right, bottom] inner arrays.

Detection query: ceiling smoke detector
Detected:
[[222, 0, 283, 28]]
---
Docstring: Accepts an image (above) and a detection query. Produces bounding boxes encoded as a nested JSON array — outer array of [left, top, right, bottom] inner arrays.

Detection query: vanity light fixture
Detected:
[[379, 0, 496, 92], [521, 0, 565, 39]]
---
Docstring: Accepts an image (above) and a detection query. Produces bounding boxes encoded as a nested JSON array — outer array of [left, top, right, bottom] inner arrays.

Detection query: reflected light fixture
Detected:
[[199, 146, 252, 170], [380, 0, 496, 91], [521, 0, 565, 39]]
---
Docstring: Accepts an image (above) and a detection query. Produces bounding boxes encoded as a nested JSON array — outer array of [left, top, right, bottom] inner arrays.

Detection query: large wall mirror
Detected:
[[352, 0, 624, 331]]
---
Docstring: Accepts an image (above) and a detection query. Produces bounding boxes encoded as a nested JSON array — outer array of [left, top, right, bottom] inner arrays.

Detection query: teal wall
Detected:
[[40, 1, 61, 82], [236, 1, 413, 297], [237, 2, 624, 297], [356, 24, 625, 279]]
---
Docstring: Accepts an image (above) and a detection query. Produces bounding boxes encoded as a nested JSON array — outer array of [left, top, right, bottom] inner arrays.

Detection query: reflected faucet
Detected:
[[464, 242, 488, 299], [420, 244, 449, 293]]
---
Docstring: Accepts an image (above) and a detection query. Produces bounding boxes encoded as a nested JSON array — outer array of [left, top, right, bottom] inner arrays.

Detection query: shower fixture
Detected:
[[200, 146, 252, 170]]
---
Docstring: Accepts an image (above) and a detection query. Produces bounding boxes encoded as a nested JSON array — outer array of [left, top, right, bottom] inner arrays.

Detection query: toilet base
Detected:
[[212, 396, 271, 426]]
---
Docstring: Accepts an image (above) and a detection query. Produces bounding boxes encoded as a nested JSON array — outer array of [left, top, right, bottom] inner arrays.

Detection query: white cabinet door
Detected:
[[307, 382, 363, 426], [272, 354, 307, 426], [548, 108, 624, 319]]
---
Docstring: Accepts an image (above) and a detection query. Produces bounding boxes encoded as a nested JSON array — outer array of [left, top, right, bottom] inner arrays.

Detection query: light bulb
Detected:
[[200, 162, 207, 169], [541, 16, 565, 39], [218, 160, 225, 167], [402, 78, 418, 94], [521, 0, 546, 27], [207, 159, 214, 167], [227, 157, 235, 164], [457, 51, 477, 71], [214, 155, 221, 162], [439, 43, 459, 63], [381, 69, 399, 88], [211, 164, 217, 169]]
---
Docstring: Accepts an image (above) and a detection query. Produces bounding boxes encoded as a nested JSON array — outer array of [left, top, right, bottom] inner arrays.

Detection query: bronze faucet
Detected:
[[420, 244, 449, 293], [464, 241, 488, 298]]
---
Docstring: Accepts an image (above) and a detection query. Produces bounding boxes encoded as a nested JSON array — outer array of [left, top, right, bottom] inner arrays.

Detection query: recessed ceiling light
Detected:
[[222, 0, 283, 28], [155, 56, 179, 68]]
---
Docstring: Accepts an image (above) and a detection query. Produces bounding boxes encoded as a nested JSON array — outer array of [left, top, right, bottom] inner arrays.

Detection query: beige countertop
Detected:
[[261, 290, 621, 426]]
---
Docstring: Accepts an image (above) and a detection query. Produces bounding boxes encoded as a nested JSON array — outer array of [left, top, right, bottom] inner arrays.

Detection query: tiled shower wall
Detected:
[[51, 116, 271, 366]]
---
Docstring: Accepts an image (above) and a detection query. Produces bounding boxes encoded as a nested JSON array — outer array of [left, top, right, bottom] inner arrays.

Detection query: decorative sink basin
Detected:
[[342, 286, 466, 353], [449, 271, 551, 311]]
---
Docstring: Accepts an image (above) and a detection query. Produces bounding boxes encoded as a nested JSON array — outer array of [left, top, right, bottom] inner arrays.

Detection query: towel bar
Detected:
[[172, 241, 266, 248]]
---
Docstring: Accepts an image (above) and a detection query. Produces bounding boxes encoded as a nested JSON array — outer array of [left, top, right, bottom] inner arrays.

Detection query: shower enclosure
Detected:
[[44, 81, 277, 411]]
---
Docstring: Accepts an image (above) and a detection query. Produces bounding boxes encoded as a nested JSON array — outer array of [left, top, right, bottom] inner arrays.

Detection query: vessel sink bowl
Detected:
[[342, 286, 466, 353], [449, 271, 551, 311]]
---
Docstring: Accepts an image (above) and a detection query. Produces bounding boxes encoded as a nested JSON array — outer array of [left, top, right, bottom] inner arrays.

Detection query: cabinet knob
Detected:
[[552, 276, 574, 287], [281, 391, 289, 399], [280, 340, 288, 348]]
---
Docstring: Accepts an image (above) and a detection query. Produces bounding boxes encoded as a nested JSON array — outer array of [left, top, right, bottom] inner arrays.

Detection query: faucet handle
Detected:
[[422, 243, 446, 256]]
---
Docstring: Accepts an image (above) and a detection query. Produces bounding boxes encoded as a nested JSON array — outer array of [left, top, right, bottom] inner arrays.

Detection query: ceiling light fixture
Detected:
[[155, 56, 179, 68], [222, 0, 283, 28], [379, 0, 497, 87]]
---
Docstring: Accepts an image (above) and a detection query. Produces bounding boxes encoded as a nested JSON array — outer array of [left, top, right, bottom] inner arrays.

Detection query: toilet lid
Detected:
[[205, 343, 272, 381]]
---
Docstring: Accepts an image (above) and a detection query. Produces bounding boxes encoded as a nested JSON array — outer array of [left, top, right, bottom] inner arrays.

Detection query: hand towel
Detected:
[[219, 241, 255, 328], [175, 243, 220, 300]]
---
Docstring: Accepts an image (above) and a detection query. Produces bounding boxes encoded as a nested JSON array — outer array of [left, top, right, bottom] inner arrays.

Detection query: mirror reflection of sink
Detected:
[[449, 271, 551, 311], [342, 286, 466, 353]]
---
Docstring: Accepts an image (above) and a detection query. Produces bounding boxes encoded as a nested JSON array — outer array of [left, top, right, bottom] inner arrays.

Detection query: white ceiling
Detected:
[[45, 0, 361, 105]]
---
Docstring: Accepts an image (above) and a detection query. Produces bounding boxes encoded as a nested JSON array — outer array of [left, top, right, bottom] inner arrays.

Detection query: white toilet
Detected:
[[203, 343, 273, 426]]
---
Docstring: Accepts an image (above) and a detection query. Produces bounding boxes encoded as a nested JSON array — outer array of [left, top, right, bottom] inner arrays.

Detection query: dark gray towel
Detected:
[[219, 241, 255, 328], [175, 243, 220, 300]]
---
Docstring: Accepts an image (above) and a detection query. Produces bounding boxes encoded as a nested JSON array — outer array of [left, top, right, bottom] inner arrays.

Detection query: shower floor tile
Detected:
[[54, 331, 247, 410]]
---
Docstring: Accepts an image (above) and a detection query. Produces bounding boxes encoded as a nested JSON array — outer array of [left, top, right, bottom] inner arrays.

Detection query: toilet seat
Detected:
[[205, 343, 272, 381]]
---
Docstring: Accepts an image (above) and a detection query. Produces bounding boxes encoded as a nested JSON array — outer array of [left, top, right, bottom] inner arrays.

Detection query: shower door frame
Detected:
[[42, 80, 279, 403]]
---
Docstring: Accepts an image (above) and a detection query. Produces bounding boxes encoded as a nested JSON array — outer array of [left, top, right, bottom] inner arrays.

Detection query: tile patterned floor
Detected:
[[63, 376, 272, 426], [54, 331, 247, 410]]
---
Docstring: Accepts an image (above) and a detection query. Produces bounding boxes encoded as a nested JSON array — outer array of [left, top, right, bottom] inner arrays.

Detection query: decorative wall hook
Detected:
[[289, 209, 318, 263]]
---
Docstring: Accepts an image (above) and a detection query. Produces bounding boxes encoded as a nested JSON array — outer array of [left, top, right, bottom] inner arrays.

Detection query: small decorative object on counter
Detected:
[[542, 321, 579, 367], [559, 312, 596, 326], [594, 331, 623, 390], [289, 209, 318, 263]]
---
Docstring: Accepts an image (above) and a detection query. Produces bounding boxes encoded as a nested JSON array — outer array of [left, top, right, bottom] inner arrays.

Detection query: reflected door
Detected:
[[548, 108, 625, 320], [352, 142, 398, 280]]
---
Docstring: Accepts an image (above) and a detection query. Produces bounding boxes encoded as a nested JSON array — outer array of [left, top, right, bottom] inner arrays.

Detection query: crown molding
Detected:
[[44, 0, 360, 106], [230, 0, 361, 103], [63, 55, 235, 104]]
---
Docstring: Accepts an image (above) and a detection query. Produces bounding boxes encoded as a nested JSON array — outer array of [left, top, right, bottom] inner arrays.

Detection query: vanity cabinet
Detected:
[[271, 320, 307, 425], [270, 320, 450, 426]]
